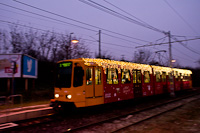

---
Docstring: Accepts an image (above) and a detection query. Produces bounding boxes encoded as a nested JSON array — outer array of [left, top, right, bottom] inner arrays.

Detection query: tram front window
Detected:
[[55, 62, 72, 88]]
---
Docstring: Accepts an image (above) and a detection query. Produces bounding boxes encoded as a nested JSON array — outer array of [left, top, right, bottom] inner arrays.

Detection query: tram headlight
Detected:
[[55, 94, 59, 98], [66, 94, 72, 99]]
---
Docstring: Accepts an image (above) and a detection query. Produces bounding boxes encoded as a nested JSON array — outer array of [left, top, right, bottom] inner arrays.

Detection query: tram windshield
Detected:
[[55, 62, 72, 88]]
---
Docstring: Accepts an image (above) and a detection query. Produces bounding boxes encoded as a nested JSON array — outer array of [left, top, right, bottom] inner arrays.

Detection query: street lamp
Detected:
[[69, 33, 79, 44], [171, 59, 176, 63], [71, 39, 79, 44], [67, 33, 79, 59]]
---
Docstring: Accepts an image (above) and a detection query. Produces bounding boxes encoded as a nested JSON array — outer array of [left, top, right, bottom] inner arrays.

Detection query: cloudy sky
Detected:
[[0, 0, 200, 68]]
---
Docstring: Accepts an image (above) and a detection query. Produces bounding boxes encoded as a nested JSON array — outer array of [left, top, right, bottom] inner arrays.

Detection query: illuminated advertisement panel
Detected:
[[0, 54, 22, 78], [22, 55, 38, 78]]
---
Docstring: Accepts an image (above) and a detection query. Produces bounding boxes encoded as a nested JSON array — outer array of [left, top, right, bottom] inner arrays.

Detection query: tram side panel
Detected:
[[120, 69, 134, 101], [85, 66, 104, 107], [174, 76, 181, 91], [103, 70, 119, 104], [142, 71, 154, 97], [154, 71, 164, 95], [103, 68, 134, 104]]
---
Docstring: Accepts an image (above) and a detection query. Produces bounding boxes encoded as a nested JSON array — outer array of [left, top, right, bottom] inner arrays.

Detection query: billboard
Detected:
[[0, 54, 37, 78], [0, 54, 21, 78], [22, 55, 38, 78]]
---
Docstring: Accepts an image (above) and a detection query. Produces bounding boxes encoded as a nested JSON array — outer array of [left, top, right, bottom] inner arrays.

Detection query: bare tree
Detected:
[[22, 29, 39, 58], [71, 40, 91, 59], [1, 24, 91, 62], [10, 26, 24, 53], [133, 49, 153, 64], [54, 34, 91, 62], [95, 51, 114, 60], [37, 31, 55, 61], [0, 29, 10, 53]]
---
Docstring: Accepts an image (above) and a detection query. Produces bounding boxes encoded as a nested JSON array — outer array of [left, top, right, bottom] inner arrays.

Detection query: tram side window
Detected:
[[121, 69, 131, 84], [86, 68, 92, 85], [144, 71, 150, 83], [183, 74, 186, 81], [180, 73, 183, 81], [107, 68, 118, 84], [162, 72, 166, 82], [168, 72, 173, 82], [175, 71, 180, 81], [132, 70, 136, 83], [156, 71, 161, 82], [132, 70, 141, 84], [187, 74, 190, 81], [73, 65, 84, 87], [188, 75, 191, 81], [137, 70, 142, 83], [95, 68, 101, 85], [183, 74, 189, 81]]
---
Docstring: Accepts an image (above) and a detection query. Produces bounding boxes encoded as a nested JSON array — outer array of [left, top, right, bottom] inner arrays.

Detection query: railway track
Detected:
[[1, 89, 200, 132], [64, 92, 200, 133]]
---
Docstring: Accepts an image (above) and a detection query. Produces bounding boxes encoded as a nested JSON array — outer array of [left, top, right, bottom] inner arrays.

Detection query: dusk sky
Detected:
[[0, 0, 200, 68]]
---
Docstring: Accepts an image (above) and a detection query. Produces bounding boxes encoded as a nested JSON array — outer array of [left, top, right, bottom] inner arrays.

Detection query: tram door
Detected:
[[133, 70, 143, 98], [85, 67, 103, 105]]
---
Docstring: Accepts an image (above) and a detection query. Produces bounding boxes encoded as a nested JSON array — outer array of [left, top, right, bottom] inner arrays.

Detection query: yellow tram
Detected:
[[50, 58, 192, 110]]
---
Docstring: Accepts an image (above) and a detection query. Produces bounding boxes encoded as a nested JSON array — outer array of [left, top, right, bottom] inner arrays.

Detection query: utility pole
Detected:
[[167, 31, 175, 97], [168, 31, 172, 67], [66, 33, 73, 59], [99, 30, 101, 58], [135, 32, 176, 97]]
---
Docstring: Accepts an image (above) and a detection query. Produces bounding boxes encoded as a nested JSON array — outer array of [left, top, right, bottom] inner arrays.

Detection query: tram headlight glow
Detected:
[[66, 94, 72, 99], [55, 94, 59, 98]]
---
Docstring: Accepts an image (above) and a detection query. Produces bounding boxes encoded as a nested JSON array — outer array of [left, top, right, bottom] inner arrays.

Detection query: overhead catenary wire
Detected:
[[0, 3, 98, 33], [92, 0, 199, 65], [2, 1, 199, 66], [80, 38, 135, 49], [102, 0, 150, 27], [163, 0, 199, 35], [0, 20, 64, 35], [80, 0, 197, 64], [135, 37, 200, 48], [1, 19, 195, 65], [79, 0, 166, 34], [0, 14, 65, 33], [0, 7, 77, 32], [0, 20, 135, 56], [85, 0, 199, 64], [172, 36, 200, 54], [11, 0, 150, 43], [0, 20, 134, 60], [135, 35, 200, 66], [102, 32, 144, 46], [0, 2, 148, 47], [0, 10, 141, 48], [171, 37, 200, 56], [172, 46, 196, 61], [86, 41, 134, 56]]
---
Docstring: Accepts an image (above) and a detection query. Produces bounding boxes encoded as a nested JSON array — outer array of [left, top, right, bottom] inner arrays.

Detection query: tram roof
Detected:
[[81, 58, 192, 75]]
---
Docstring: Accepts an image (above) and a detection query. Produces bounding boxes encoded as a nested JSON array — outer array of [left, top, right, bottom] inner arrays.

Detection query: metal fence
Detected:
[[0, 96, 7, 106], [0, 94, 23, 108]]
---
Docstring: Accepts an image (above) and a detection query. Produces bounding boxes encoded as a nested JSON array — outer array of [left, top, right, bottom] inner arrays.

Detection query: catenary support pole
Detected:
[[99, 30, 101, 58], [168, 31, 175, 97]]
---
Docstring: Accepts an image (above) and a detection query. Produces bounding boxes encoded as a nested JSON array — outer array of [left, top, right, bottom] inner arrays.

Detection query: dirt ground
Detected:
[[125, 98, 200, 133]]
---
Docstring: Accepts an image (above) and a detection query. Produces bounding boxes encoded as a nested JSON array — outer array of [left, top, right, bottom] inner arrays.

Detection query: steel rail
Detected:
[[112, 95, 200, 132], [1, 89, 199, 132], [64, 91, 200, 132]]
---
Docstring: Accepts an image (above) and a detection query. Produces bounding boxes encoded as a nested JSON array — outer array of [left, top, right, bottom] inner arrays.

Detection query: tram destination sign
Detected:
[[59, 62, 72, 67]]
